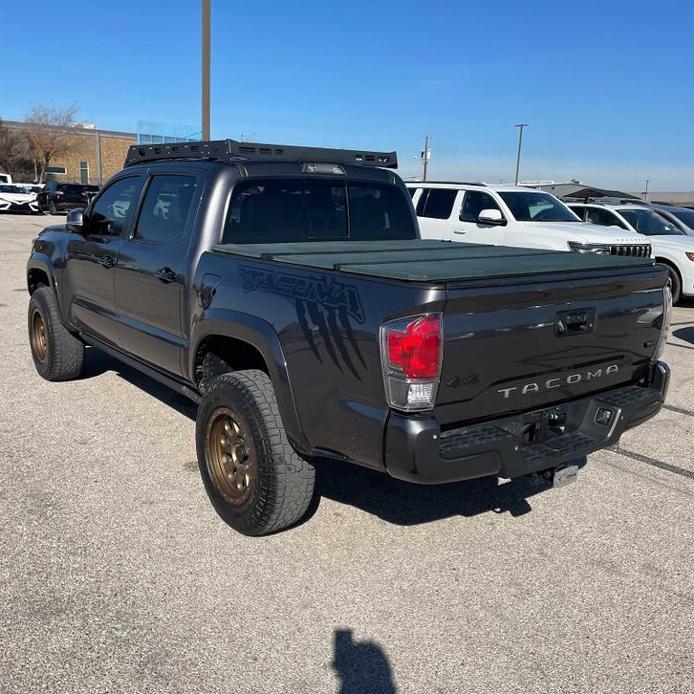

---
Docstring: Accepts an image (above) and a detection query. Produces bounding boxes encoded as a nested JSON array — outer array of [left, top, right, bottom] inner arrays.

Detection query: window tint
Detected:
[[619, 209, 683, 236], [223, 178, 416, 244], [584, 207, 627, 229], [415, 189, 429, 215], [460, 191, 502, 223], [88, 178, 142, 236], [134, 175, 197, 243], [304, 180, 347, 239], [498, 192, 578, 222], [418, 188, 456, 219], [348, 182, 416, 240], [408, 187, 418, 198], [568, 205, 586, 221], [668, 207, 694, 229]]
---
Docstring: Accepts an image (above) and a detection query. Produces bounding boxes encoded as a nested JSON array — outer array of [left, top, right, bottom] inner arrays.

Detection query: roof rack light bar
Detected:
[[124, 138, 398, 169]]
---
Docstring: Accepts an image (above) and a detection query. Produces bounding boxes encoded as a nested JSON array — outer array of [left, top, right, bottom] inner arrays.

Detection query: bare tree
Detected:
[[0, 119, 34, 180], [24, 104, 79, 182]]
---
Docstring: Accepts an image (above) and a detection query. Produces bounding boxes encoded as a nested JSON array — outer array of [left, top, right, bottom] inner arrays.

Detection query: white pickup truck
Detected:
[[407, 182, 651, 257]]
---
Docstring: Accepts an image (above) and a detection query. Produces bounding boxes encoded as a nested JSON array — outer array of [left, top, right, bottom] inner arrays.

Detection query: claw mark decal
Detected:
[[239, 266, 366, 377], [239, 266, 365, 323]]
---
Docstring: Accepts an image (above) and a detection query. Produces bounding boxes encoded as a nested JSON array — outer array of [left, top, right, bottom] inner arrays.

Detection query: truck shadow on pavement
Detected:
[[332, 628, 397, 694], [81, 347, 583, 527], [82, 348, 198, 419], [313, 457, 572, 525], [673, 327, 694, 345]]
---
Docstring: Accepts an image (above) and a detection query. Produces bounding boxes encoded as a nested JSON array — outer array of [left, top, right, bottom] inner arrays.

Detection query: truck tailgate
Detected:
[[436, 265, 667, 425]]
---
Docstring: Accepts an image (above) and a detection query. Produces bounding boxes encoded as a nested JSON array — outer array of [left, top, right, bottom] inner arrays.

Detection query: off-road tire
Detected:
[[28, 286, 84, 380], [195, 370, 315, 536]]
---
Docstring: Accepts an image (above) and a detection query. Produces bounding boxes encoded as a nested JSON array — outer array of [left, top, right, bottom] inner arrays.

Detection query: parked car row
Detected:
[[0, 181, 100, 215], [407, 181, 694, 303], [567, 202, 694, 303]]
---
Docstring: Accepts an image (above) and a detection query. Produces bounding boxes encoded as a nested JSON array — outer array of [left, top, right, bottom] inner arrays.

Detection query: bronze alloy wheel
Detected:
[[31, 310, 48, 362], [205, 407, 254, 506]]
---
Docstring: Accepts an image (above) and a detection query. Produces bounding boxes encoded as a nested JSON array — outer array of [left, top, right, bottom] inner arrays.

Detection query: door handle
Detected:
[[454, 229, 467, 234], [154, 267, 178, 283], [99, 256, 116, 269]]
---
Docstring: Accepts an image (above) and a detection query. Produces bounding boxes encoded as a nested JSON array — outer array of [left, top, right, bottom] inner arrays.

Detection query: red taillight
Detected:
[[380, 314, 443, 412], [386, 315, 441, 379]]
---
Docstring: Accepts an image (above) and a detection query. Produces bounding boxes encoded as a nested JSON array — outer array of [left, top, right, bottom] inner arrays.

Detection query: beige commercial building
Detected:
[[3, 120, 136, 185]]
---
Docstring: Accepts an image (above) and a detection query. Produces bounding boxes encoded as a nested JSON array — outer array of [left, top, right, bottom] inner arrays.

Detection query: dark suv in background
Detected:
[[37, 182, 100, 215]]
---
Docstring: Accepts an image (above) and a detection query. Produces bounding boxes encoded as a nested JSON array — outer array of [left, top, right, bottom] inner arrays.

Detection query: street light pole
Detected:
[[643, 179, 650, 201], [202, 0, 211, 140], [514, 123, 529, 185]]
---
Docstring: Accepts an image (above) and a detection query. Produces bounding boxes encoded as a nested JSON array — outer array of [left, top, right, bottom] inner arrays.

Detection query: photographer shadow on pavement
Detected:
[[332, 629, 397, 694]]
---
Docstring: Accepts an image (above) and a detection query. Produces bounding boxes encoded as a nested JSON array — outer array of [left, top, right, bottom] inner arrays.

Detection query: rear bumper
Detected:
[[384, 361, 670, 484]]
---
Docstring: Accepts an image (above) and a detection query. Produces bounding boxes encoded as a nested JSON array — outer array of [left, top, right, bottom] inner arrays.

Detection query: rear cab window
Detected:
[[223, 178, 416, 243]]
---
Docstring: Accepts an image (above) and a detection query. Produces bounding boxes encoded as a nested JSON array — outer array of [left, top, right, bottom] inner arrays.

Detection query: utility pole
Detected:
[[202, 0, 211, 140], [421, 134, 431, 181], [514, 123, 529, 185], [642, 179, 650, 201]]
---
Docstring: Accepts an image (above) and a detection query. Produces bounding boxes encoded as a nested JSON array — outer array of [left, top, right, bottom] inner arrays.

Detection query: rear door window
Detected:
[[417, 188, 457, 219]]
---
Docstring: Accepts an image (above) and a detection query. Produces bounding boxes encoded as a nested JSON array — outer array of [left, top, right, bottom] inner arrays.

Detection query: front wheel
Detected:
[[195, 370, 315, 536], [28, 286, 84, 380], [660, 264, 682, 304]]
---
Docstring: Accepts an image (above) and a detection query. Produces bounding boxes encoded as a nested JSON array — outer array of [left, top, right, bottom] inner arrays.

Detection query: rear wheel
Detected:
[[195, 370, 315, 536], [28, 286, 84, 380]]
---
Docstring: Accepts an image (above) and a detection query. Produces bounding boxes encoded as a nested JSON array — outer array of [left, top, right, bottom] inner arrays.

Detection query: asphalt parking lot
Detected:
[[0, 212, 692, 694]]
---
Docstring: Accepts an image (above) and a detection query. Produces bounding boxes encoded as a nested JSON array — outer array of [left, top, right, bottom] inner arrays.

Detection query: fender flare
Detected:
[[189, 309, 310, 455]]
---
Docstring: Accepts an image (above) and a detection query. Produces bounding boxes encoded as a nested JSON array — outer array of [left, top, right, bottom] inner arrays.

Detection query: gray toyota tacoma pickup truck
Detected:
[[26, 139, 672, 535]]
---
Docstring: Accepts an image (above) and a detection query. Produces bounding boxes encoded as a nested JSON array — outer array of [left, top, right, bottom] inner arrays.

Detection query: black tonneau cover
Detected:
[[212, 240, 653, 282]]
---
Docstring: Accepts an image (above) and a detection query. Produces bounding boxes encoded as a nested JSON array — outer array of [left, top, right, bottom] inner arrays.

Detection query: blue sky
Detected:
[[2, 0, 692, 189]]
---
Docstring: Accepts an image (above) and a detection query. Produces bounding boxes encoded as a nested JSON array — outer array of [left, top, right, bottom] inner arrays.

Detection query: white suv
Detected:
[[407, 182, 650, 257], [569, 202, 694, 303]]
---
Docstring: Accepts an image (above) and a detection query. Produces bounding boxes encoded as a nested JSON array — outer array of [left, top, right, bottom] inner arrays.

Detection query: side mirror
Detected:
[[66, 208, 85, 233], [478, 209, 506, 226]]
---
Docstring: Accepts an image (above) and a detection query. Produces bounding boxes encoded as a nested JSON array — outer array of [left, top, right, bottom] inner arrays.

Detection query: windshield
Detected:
[[667, 207, 694, 229], [0, 184, 25, 194], [619, 209, 684, 236], [498, 191, 579, 222]]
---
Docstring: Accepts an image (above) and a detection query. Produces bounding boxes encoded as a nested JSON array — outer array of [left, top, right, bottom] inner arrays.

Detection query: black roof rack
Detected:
[[124, 138, 398, 169]]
